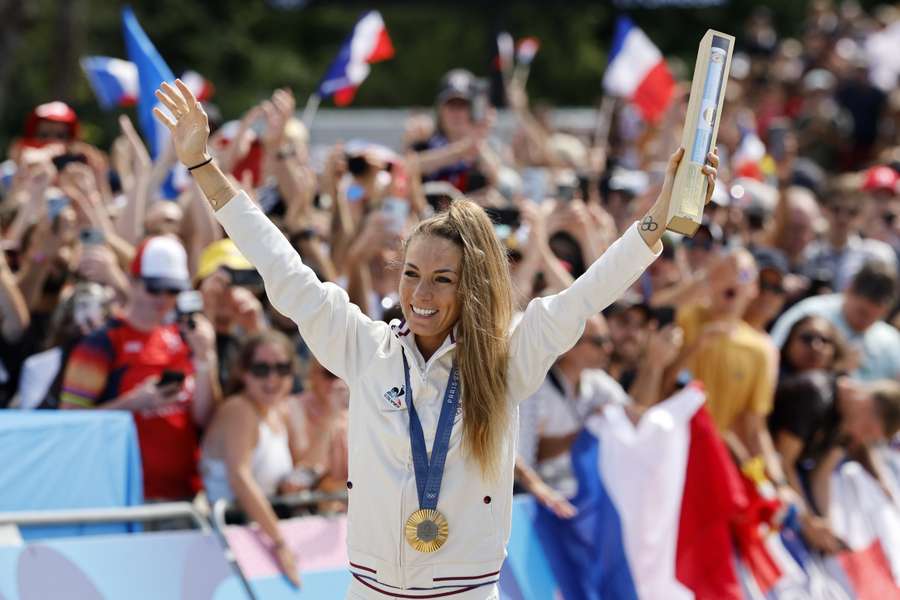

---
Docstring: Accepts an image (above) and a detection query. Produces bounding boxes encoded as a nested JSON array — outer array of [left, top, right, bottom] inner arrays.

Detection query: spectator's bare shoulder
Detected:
[[217, 395, 257, 420]]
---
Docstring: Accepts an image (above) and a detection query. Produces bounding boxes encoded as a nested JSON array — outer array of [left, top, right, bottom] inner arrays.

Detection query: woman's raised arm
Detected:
[[153, 80, 389, 382], [507, 147, 718, 401]]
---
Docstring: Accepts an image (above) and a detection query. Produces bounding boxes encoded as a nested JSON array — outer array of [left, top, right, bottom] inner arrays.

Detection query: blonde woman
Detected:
[[154, 80, 718, 599]]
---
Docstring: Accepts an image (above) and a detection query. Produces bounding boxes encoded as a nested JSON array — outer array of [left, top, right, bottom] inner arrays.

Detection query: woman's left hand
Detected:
[[659, 147, 719, 214], [639, 147, 719, 250]]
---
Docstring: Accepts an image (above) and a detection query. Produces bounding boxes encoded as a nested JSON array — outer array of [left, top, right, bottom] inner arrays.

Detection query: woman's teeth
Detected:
[[413, 306, 437, 317]]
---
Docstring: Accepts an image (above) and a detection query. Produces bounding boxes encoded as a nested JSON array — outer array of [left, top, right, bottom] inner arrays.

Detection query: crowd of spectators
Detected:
[[1, 0, 899, 581]]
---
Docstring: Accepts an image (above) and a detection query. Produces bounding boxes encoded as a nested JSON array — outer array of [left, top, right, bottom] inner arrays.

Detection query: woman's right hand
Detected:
[[153, 80, 211, 167], [273, 542, 302, 588]]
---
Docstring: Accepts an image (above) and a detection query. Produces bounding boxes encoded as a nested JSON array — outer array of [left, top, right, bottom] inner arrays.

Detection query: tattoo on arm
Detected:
[[640, 216, 659, 232]]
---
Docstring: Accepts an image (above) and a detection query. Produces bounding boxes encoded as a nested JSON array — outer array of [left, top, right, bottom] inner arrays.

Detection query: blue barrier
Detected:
[[0, 411, 143, 539]]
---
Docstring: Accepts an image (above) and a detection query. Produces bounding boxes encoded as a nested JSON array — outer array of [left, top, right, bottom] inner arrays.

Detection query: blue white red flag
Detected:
[[534, 384, 747, 599], [318, 11, 394, 106], [80, 56, 139, 110], [602, 15, 675, 123]]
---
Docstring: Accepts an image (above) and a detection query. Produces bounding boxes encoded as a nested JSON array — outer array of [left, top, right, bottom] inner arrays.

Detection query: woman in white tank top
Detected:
[[200, 331, 303, 587]]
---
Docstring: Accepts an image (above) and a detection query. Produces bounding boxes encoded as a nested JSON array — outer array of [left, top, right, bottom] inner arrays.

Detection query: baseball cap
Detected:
[[196, 239, 254, 282], [437, 69, 475, 105], [22, 101, 79, 145], [131, 236, 190, 292], [862, 165, 898, 195]]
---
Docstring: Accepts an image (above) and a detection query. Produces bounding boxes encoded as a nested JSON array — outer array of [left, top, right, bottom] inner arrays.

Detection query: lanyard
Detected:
[[402, 351, 460, 510]]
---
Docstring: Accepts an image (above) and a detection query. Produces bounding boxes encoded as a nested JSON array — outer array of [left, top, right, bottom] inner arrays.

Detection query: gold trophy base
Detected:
[[666, 160, 709, 236]]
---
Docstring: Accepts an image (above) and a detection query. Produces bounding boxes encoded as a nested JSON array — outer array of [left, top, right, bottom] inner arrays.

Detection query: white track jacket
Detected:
[[215, 192, 660, 598]]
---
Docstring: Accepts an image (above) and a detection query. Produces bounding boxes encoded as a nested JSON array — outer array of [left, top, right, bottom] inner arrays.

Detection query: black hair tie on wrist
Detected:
[[187, 156, 213, 171]]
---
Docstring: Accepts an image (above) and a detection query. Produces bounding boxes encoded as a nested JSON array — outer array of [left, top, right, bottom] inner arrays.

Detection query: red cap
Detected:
[[862, 165, 898, 195], [23, 101, 79, 146]]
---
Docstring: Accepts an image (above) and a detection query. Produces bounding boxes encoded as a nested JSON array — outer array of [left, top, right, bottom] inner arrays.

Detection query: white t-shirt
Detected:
[[12, 347, 62, 409], [518, 367, 629, 496]]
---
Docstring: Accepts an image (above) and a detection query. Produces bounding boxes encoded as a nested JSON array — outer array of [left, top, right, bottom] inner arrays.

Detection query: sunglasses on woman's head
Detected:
[[248, 362, 293, 378]]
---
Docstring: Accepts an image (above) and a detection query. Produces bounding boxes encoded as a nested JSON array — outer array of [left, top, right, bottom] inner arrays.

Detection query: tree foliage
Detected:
[[0, 0, 865, 150]]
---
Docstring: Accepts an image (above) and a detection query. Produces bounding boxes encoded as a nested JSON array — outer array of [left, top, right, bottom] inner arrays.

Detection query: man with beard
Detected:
[[603, 293, 652, 392]]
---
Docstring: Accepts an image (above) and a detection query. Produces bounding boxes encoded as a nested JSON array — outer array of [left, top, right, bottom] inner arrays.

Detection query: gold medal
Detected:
[[404, 508, 449, 553]]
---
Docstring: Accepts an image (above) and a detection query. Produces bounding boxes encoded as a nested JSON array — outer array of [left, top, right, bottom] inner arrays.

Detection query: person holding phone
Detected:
[[60, 235, 222, 502], [412, 69, 501, 195], [153, 79, 716, 598]]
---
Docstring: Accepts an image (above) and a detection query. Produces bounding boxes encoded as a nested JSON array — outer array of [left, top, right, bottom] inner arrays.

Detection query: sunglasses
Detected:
[[146, 287, 180, 297], [798, 331, 834, 347], [248, 362, 293, 378], [34, 130, 71, 141]]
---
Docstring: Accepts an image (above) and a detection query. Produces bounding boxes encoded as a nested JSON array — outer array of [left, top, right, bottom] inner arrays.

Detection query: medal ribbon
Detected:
[[402, 351, 460, 510]]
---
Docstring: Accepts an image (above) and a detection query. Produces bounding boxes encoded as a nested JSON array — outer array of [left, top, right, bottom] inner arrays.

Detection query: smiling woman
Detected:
[[400, 201, 513, 478], [152, 78, 716, 599]]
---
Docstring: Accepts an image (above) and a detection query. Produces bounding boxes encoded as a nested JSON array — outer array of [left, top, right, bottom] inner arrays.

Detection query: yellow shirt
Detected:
[[677, 304, 777, 433]]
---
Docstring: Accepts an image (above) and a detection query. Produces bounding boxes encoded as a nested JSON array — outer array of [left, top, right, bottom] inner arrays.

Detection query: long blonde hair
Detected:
[[407, 199, 514, 478]]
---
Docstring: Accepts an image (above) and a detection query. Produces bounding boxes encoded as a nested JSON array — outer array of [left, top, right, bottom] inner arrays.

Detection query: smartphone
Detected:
[[484, 206, 521, 229], [176, 290, 204, 315], [767, 119, 790, 161], [47, 195, 70, 221], [557, 183, 577, 203], [520, 167, 549, 202], [79, 228, 105, 246], [650, 305, 676, 328], [382, 196, 410, 235], [157, 369, 185, 389], [51, 153, 87, 172], [346, 154, 370, 177], [226, 266, 263, 289], [175, 290, 203, 331], [471, 79, 489, 123]]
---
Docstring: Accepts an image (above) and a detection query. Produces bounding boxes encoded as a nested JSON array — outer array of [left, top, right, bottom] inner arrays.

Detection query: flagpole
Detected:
[[512, 63, 531, 89], [302, 93, 321, 129], [593, 95, 616, 150]]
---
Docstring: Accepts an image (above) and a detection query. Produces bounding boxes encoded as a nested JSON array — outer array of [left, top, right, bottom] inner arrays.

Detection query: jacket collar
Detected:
[[390, 319, 458, 372]]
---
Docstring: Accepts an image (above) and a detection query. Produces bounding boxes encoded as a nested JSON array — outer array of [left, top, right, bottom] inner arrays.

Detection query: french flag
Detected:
[[80, 56, 139, 110], [80, 57, 213, 111], [825, 453, 900, 598], [534, 384, 748, 600], [318, 10, 394, 107], [122, 6, 182, 198], [602, 15, 675, 124]]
